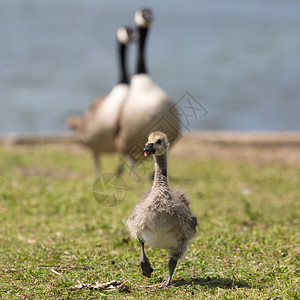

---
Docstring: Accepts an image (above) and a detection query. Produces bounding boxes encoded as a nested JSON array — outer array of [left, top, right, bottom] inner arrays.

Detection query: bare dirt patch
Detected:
[[1, 131, 300, 166], [170, 131, 300, 166]]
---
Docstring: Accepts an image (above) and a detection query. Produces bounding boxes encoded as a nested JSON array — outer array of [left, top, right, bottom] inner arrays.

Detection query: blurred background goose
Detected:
[[67, 26, 136, 172], [127, 132, 197, 287], [115, 9, 181, 171]]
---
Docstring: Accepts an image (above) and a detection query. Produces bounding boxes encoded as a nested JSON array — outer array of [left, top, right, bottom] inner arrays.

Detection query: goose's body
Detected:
[[115, 9, 180, 165], [127, 132, 197, 287], [74, 83, 129, 153], [67, 27, 135, 171], [116, 74, 179, 161]]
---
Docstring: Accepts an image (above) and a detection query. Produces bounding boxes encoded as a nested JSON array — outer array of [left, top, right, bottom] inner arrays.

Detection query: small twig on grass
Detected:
[[50, 269, 62, 276], [69, 280, 130, 293]]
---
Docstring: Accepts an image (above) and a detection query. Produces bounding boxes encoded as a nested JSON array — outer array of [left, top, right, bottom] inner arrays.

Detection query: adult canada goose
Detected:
[[115, 9, 181, 171], [127, 132, 197, 287], [67, 26, 136, 172]]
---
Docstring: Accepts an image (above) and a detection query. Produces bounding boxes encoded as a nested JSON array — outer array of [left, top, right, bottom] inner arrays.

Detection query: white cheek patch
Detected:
[[117, 27, 129, 44], [134, 11, 146, 27]]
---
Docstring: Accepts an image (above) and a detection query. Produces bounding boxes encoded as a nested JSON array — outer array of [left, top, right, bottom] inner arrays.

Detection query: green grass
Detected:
[[0, 144, 299, 299]]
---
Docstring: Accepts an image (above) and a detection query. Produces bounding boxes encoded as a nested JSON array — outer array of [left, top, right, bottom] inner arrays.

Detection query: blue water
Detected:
[[1, 0, 300, 133]]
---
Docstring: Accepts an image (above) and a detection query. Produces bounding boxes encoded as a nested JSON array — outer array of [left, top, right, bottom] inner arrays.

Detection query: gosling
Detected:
[[126, 132, 197, 287]]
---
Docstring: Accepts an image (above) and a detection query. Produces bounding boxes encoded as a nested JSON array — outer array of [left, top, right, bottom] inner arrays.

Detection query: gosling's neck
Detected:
[[152, 152, 169, 190]]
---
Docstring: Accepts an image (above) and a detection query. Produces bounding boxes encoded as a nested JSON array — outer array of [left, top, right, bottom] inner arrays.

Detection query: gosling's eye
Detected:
[[156, 139, 162, 144]]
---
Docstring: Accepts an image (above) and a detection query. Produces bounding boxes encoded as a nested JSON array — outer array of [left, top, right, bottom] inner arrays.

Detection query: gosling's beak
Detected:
[[143, 143, 155, 157]]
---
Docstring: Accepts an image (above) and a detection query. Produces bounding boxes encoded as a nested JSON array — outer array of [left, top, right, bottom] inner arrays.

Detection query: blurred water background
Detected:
[[1, 0, 299, 133]]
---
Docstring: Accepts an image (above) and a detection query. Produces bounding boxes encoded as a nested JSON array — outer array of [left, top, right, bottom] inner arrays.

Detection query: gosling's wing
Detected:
[[128, 188, 151, 221], [172, 187, 198, 229], [172, 187, 191, 207], [191, 215, 198, 227], [126, 188, 152, 238]]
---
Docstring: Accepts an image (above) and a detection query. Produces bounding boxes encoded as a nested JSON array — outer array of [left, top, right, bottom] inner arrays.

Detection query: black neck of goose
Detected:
[[136, 27, 148, 74], [153, 153, 169, 189], [118, 43, 129, 84]]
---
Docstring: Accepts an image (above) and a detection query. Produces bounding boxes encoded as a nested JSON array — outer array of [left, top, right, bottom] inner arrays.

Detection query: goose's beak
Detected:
[[143, 143, 155, 157]]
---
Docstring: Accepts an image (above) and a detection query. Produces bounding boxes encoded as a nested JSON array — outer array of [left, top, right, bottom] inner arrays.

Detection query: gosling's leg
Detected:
[[161, 257, 178, 288], [138, 239, 153, 278]]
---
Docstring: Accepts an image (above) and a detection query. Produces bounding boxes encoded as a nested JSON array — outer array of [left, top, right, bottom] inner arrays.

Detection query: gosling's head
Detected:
[[143, 132, 170, 157], [117, 26, 137, 45], [134, 8, 153, 28]]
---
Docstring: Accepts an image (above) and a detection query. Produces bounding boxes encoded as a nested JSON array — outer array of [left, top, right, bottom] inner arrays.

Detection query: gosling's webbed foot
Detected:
[[140, 259, 153, 278]]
